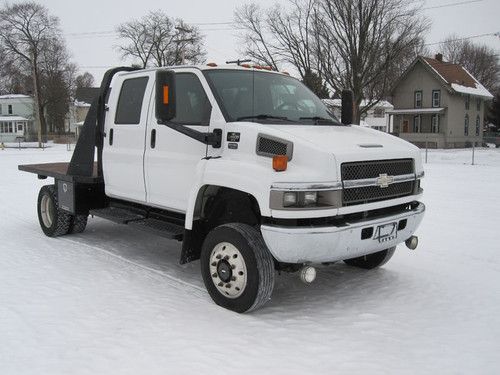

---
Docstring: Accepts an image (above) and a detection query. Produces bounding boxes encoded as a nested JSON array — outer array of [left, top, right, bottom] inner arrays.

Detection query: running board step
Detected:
[[128, 218, 184, 240], [90, 207, 145, 224]]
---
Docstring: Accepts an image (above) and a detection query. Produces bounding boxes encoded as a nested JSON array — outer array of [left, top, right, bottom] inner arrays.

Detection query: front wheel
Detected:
[[200, 223, 275, 313], [343, 247, 396, 269]]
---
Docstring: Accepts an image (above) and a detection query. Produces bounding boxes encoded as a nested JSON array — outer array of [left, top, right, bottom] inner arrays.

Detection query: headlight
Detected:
[[270, 189, 341, 210]]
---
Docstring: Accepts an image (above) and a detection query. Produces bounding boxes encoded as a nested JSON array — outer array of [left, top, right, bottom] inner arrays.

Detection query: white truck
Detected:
[[20, 65, 425, 313]]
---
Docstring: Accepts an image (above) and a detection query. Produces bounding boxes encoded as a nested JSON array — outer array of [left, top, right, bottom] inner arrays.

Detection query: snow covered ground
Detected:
[[1, 144, 499, 374]]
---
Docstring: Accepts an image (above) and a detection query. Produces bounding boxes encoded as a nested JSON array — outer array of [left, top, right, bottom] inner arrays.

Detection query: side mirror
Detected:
[[155, 69, 176, 123], [341, 89, 353, 125]]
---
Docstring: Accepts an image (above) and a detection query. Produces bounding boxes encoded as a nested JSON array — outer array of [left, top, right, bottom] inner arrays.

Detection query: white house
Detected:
[[0, 94, 35, 142], [322, 99, 394, 131]]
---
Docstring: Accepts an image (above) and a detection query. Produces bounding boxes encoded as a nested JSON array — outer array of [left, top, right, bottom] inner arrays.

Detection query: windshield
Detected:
[[204, 69, 341, 125]]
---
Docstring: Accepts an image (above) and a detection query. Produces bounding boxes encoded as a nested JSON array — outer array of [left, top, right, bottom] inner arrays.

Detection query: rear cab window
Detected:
[[115, 76, 149, 124]]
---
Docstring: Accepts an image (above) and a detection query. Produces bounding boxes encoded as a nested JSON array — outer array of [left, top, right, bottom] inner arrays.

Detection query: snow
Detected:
[[1, 144, 500, 374], [323, 98, 394, 109], [0, 94, 31, 99], [450, 83, 493, 99]]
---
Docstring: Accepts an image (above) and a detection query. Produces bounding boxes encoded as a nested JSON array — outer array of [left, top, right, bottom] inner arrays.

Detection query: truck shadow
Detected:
[[78, 218, 411, 317]]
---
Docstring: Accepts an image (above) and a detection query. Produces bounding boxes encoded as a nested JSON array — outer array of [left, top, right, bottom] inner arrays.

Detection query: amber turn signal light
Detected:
[[272, 155, 288, 172], [163, 85, 169, 104]]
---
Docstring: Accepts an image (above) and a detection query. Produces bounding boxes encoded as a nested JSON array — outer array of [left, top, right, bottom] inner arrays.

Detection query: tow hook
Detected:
[[300, 266, 317, 284], [405, 236, 419, 250]]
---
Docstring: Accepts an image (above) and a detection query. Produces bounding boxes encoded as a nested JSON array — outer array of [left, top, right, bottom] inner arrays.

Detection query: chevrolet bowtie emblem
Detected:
[[376, 173, 394, 188]]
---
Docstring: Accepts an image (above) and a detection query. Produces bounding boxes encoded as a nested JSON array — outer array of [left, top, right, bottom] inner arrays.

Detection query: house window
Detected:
[[8, 105, 12, 114], [414, 91, 422, 108], [476, 98, 481, 111], [0, 104, 2, 114], [431, 114, 440, 133], [413, 115, 421, 133], [373, 107, 385, 118], [465, 95, 470, 110], [464, 114, 469, 135], [17, 124, 23, 132], [432, 90, 440, 107], [475, 115, 481, 136]]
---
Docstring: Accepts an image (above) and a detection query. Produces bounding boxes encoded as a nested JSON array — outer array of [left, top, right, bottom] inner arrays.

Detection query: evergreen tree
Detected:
[[302, 70, 330, 99]]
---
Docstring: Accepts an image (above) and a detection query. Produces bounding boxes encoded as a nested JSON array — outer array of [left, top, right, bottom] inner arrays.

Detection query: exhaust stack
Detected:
[[300, 266, 317, 284], [405, 236, 419, 250]]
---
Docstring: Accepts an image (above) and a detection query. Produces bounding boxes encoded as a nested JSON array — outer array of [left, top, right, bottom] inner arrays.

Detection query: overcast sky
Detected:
[[36, 0, 500, 82]]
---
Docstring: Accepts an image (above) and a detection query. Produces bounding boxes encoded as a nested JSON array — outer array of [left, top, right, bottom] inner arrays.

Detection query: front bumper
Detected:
[[261, 202, 425, 263]]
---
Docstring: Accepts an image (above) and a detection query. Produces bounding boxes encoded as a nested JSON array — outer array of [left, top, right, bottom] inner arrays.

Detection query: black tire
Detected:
[[69, 215, 88, 234], [200, 223, 275, 313], [343, 247, 396, 270], [37, 185, 72, 237]]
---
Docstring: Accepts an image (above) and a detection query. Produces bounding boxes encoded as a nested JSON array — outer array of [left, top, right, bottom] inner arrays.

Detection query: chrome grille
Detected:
[[341, 159, 414, 180], [343, 181, 415, 206], [341, 159, 415, 206]]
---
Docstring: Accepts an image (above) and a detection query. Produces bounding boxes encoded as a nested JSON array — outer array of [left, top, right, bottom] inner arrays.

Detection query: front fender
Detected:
[[184, 158, 272, 229]]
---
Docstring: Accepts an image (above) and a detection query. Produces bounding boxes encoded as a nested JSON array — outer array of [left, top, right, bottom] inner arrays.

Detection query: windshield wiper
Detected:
[[299, 116, 340, 125], [236, 114, 293, 122]]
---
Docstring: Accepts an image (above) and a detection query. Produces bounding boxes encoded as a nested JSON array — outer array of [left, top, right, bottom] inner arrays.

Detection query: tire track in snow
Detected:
[[8, 214, 208, 298], [61, 237, 207, 295]]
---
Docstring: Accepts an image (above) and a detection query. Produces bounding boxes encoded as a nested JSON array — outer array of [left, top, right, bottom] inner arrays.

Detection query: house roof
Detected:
[[394, 56, 493, 99], [74, 87, 99, 106], [386, 108, 445, 115], [0, 94, 31, 100], [323, 99, 394, 109]]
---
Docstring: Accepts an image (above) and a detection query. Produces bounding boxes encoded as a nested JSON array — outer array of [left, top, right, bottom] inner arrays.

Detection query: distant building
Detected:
[[388, 54, 493, 148], [323, 99, 393, 131], [68, 87, 99, 136], [0, 94, 35, 142]]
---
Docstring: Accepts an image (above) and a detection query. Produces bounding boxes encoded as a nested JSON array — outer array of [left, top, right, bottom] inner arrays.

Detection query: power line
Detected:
[[422, 0, 484, 10], [425, 32, 499, 46]]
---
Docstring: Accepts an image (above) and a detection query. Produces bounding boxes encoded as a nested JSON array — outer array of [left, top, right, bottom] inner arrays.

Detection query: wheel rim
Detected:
[[40, 194, 54, 228], [209, 242, 247, 299]]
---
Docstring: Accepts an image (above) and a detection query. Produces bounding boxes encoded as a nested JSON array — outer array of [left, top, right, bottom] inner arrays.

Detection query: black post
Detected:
[[341, 90, 353, 125]]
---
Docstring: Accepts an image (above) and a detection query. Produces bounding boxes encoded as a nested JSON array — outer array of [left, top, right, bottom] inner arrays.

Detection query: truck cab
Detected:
[[20, 65, 425, 313]]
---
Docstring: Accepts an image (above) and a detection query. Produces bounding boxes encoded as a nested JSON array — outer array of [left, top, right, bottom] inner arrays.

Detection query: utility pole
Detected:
[[174, 26, 195, 65]]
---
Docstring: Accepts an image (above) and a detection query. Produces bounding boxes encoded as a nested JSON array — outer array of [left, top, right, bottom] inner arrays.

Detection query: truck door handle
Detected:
[[109, 128, 113, 146], [151, 129, 156, 149]]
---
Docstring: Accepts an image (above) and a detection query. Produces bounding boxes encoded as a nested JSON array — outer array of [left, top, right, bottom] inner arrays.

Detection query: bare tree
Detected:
[[116, 11, 206, 68], [314, 0, 428, 123], [441, 35, 500, 92], [0, 1, 60, 146], [236, 0, 429, 124], [234, 4, 280, 70], [75, 72, 95, 90]]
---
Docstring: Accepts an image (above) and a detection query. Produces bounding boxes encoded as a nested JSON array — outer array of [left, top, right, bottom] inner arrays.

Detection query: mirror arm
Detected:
[[158, 120, 221, 148]]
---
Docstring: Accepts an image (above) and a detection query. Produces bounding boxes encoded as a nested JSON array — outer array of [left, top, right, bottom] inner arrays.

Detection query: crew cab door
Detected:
[[144, 70, 212, 212], [102, 74, 153, 203]]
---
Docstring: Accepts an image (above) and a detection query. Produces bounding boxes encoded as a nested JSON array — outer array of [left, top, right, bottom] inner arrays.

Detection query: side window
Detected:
[[414, 91, 422, 108], [8, 104, 13, 114], [465, 94, 470, 110], [171, 73, 211, 125], [115, 77, 149, 124], [432, 90, 440, 107], [464, 114, 469, 135]]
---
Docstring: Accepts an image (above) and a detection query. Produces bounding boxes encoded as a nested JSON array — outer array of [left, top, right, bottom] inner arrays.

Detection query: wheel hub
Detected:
[[216, 260, 233, 283], [209, 242, 247, 299]]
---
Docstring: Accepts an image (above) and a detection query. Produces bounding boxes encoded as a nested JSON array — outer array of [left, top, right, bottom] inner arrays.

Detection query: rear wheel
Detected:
[[37, 185, 72, 237], [343, 247, 396, 269], [69, 215, 88, 234], [200, 223, 275, 313]]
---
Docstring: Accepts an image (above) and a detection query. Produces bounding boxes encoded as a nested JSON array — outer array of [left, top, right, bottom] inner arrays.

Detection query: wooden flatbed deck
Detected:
[[18, 162, 102, 183]]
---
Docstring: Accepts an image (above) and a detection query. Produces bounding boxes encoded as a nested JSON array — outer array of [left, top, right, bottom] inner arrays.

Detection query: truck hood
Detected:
[[263, 124, 421, 163]]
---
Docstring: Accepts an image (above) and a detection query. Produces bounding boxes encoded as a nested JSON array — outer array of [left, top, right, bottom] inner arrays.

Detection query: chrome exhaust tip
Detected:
[[300, 266, 317, 284], [405, 236, 418, 250]]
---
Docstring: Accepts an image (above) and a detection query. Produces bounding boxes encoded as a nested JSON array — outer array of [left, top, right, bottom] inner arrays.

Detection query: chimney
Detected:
[[435, 53, 443, 62]]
